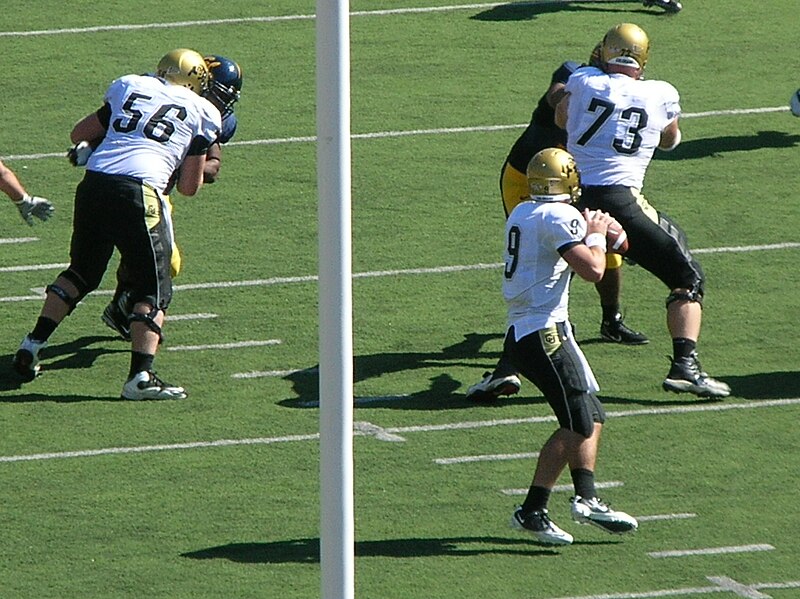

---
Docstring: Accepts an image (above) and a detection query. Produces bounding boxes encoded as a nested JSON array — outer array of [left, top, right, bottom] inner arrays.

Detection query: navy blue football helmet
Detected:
[[203, 55, 242, 115]]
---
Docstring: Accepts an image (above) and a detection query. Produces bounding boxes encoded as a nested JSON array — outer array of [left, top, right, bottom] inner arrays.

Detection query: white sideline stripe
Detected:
[[549, 577, 800, 599], [1, 106, 791, 162], [0, 237, 38, 244], [2, 398, 799, 465], [165, 313, 218, 321], [434, 452, 539, 465], [635, 513, 697, 522], [648, 544, 774, 559], [165, 339, 281, 352], [5, 243, 800, 305], [502, 481, 623, 495]]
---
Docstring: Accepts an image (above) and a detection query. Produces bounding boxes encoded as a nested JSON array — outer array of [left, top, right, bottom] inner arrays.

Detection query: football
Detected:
[[606, 217, 629, 254], [587, 210, 629, 254], [791, 89, 800, 117]]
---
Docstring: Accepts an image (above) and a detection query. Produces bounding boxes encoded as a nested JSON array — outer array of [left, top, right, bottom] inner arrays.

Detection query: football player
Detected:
[[556, 23, 729, 398], [0, 159, 54, 225], [504, 148, 638, 545], [466, 44, 647, 402], [13, 48, 221, 400], [100, 54, 243, 341]]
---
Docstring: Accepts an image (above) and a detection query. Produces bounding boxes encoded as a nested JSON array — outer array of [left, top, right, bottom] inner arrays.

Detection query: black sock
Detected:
[[601, 306, 620, 324], [31, 317, 58, 342], [672, 337, 696, 360], [521, 485, 551, 514], [129, 352, 154, 378], [570, 468, 596, 500]]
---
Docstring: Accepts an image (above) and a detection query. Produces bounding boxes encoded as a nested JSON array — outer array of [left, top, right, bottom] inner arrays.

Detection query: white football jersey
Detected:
[[87, 74, 221, 193], [503, 200, 586, 339], [564, 66, 681, 188]]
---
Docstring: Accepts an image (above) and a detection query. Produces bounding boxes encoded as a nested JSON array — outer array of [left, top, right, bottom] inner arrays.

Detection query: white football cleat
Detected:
[[570, 496, 638, 534], [13, 334, 48, 381], [510, 507, 573, 545], [466, 371, 521, 402], [121, 371, 187, 400]]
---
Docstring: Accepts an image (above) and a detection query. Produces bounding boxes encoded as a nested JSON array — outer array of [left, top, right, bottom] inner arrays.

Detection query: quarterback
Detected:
[[504, 148, 638, 545]]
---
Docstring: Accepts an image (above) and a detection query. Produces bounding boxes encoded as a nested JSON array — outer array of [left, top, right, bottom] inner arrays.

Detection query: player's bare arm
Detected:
[[71, 111, 107, 144], [203, 143, 222, 183], [177, 153, 206, 196], [658, 118, 682, 151]]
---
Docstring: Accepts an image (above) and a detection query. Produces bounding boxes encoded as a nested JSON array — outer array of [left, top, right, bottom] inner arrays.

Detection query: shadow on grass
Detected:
[[278, 332, 523, 410], [470, 1, 649, 22], [277, 332, 701, 409], [654, 131, 800, 161], [716, 371, 800, 400], [0, 335, 128, 399], [182, 535, 620, 563]]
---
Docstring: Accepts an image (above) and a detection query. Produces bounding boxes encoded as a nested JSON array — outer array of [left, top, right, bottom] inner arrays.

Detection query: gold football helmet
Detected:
[[526, 148, 581, 203], [600, 23, 650, 70], [156, 48, 210, 95]]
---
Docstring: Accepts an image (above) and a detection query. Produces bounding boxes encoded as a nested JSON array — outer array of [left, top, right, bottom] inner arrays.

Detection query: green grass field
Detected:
[[1, 1, 799, 597]]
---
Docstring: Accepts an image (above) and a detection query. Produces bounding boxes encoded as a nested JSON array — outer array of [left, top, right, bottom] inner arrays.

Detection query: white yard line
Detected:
[[0, 106, 790, 162], [0, 2, 655, 39], [0, 237, 38, 244], [165, 339, 281, 352], [2, 398, 799, 464], [548, 576, 800, 599], [502, 481, 624, 495], [434, 452, 539, 465], [648, 544, 774, 559]]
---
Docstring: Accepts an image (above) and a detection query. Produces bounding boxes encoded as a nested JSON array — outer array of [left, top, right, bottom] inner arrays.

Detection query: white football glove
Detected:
[[14, 194, 55, 226], [67, 141, 94, 167]]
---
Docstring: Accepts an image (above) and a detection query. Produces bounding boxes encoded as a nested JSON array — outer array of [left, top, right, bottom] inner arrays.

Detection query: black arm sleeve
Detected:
[[96, 103, 112, 129], [187, 135, 213, 156]]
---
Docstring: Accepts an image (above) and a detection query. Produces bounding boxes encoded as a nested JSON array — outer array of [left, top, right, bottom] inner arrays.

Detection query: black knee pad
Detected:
[[129, 308, 164, 343], [48, 269, 92, 313], [45, 284, 79, 313], [666, 279, 705, 308]]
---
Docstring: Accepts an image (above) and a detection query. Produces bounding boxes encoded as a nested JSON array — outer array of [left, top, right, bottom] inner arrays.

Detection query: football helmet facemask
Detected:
[[204, 55, 242, 116], [526, 148, 581, 203], [156, 48, 210, 95], [601, 23, 650, 70]]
